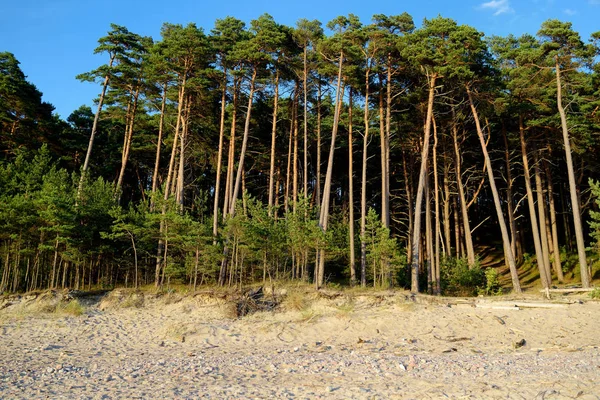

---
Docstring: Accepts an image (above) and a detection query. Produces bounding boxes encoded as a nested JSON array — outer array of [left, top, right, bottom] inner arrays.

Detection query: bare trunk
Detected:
[[467, 87, 521, 293], [360, 68, 371, 287], [555, 58, 589, 287], [78, 56, 115, 198], [292, 81, 299, 213], [151, 82, 168, 210], [432, 115, 441, 295], [116, 88, 140, 191], [502, 125, 518, 263], [451, 112, 476, 266], [213, 71, 228, 236], [229, 69, 257, 217], [533, 149, 552, 286], [316, 82, 322, 208], [268, 70, 280, 216], [303, 46, 309, 200], [316, 52, 344, 289], [223, 78, 239, 220], [348, 89, 356, 284], [410, 73, 436, 293], [545, 158, 564, 282], [518, 116, 549, 289]]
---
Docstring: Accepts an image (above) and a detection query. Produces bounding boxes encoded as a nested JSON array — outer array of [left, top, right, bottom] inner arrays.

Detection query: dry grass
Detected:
[[55, 299, 85, 316]]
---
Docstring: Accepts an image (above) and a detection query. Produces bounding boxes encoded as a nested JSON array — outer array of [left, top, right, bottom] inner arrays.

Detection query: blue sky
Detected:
[[1, 0, 598, 119]]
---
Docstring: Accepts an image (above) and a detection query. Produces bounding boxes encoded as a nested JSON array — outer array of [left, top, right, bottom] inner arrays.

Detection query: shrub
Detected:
[[440, 256, 486, 296]]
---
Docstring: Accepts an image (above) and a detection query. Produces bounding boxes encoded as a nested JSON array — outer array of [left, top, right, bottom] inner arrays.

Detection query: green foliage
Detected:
[[440, 257, 486, 296], [364, 208, 407, 287], [589, 179, 600, 255]]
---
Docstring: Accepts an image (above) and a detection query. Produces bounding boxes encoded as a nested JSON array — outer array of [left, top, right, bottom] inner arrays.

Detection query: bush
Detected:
[[440, 256, 486, 296]]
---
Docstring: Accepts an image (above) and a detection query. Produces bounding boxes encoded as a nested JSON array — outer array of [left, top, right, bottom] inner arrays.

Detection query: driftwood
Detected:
[[539, 288, 596, 293], [236, 287, 278, 318]]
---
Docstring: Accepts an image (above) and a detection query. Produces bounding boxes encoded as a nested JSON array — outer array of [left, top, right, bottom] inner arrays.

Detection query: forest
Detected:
[[1, 13, 599, 295]]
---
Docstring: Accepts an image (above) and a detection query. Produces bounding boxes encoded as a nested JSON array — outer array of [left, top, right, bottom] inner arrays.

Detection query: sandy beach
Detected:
[[1, 289, 599, 399]]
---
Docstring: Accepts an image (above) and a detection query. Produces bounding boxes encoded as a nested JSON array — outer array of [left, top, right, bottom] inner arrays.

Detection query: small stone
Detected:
[[398, 363, 406, 371], [46, 367, 54, 374], [326, 386, 336, 393]]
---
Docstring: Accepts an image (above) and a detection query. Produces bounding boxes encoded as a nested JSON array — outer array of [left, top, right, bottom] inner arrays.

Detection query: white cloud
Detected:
[[479, 0, 514, 16], [564, 8, 577, 15], [589, 0, 600, 5]]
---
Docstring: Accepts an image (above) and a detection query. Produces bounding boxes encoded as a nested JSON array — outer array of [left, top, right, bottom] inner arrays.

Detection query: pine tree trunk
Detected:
[[78, 55, 115, 198], [151, 82, 168, 211], [348, 89, 356, 284], [360, 68, 371, 288], [229, 69, 257, 217], [432, 115, 441, 295], [268, 70, 280, 216], [518, 115, 549, 289], [555, 57, 590, 287], [467, 87, 521, 293], [402, 153, 413, 264], [316, 51, 344, 289], [451, 112, 476, 266], [213, 72, 228, 236], [223, 78, 239, 220], [545, 158, 564, 282], [410, 73, 436, 293], [303, 46, 309, 200], [502, 125, 518, 264], [443, 161, 452, 257], [533, 149, 552, 286], [378, 84, 388, 228], [425, 172, 433, 294], [292, 81, 299, 213], [316, 82, 322, 208], [116, 87, 140, 191]]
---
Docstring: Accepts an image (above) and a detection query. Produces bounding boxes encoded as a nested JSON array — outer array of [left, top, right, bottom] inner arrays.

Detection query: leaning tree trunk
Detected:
[[555, 57, 590, 288], [518, 116, 549, 289], [151, 82, 168, 211], [533, 149, 553, 286], [268, 70, 280, 216], [228, 68, 257, 217], [213, 70, 228, 236], [116, 87, 140, 192], [467, 87, 521, 293], [451, 112, 476, 266], [410, 73, 436, 293], [316, 51, 344, 289], [78, 55, 115, 199]]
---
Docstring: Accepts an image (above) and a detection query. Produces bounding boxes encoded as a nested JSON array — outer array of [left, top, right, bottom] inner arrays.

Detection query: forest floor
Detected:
[[0, 287, 599, 399]]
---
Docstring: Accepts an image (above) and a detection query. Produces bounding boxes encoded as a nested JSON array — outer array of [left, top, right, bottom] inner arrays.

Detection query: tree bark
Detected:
[[467, 87, 521, 293], [268, 70, 280, 216], [545, 158, 564, 282], [151, 82, 168, 211], [360, 67, 371, 287], [316, 51, 344, 289], [348, 89, 356, 284], [451, 111, 476, 266], [410, 73, 436, 293], [213, 71, 228, 236], [533, 148, 552, 286], [229, 69, 257, 217], [518, 116, 549, 289], [555, 57, 590, 287], [78, 55, 115, 199]]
